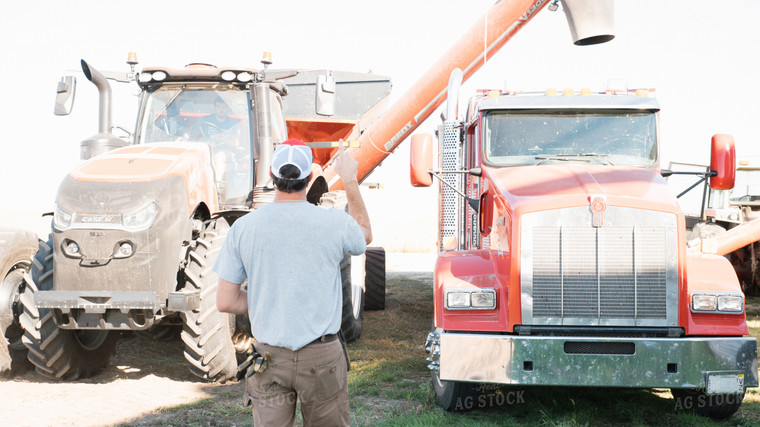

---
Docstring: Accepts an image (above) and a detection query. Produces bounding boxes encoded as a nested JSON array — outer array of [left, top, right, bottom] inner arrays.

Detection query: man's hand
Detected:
[[333, 140, 359, 184]]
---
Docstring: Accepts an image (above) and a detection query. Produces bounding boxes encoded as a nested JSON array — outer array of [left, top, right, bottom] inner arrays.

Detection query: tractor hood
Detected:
[[60, 142, 219, 217], [485, 164, 678, 215]]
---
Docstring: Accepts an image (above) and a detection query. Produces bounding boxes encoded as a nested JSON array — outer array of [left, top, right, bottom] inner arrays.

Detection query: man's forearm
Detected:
[[343, 179, 373, 244], [217, 278, 248, 314]]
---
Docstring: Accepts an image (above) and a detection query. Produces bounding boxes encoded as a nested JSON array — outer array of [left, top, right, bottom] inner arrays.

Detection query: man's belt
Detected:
[[309, 334, 338, 345]]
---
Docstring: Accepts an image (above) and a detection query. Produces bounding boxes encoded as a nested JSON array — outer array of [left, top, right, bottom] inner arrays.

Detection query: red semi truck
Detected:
[[411, 82, 757, 419]]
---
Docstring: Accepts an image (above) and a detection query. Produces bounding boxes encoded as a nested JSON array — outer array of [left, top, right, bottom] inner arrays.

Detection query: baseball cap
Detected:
[[271, 139, 314, 180]]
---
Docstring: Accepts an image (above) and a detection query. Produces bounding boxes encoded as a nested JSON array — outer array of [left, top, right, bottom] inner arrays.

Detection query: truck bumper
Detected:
[[433, 332, 758, 390]]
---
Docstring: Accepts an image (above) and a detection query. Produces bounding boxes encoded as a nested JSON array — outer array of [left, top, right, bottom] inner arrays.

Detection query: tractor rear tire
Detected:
[[181, 219, 239, 382], [363, 247, 385, 311], [0, 229, 38, 377], [340, 254, 364, 342], [20, 236, 119, 380]]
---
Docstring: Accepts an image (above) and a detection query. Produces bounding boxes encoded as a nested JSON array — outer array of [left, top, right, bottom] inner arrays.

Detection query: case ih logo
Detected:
[[589, 194, 607, 227]]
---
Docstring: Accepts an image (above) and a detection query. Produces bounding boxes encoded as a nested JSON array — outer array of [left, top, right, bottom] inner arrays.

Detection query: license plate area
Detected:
[[705, 371, 744, 395]]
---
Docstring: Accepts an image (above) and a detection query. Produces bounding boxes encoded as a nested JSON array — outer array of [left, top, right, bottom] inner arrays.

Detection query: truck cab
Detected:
[[413, 81, 757, 418]]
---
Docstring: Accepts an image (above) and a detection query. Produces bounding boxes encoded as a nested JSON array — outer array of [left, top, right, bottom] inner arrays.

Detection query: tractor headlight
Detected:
[[122, 202, 159, 231], [691, 292, 744, 313], [53, 202, 73, 230], [445, 289, 496, 310]]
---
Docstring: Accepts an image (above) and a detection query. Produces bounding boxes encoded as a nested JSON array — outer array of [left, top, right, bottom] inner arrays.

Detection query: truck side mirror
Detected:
[[710, 134, 736, 190], [315, 71, 335, 116], [54, 75, 77, 116], [410, 133, 434, 187]]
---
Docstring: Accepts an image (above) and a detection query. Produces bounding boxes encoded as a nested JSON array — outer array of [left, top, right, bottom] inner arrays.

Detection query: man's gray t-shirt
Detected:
[[213, 201, 366, 351]]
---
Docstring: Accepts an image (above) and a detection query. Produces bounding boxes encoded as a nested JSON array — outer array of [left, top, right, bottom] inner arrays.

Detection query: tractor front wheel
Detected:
[[181, 219, 240, 382], [20, 237, 119, 380]]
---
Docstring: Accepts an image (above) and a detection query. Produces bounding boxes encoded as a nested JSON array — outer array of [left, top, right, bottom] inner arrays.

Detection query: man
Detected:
[[195, 98, 238, 137], [214, 138, 371, 426]]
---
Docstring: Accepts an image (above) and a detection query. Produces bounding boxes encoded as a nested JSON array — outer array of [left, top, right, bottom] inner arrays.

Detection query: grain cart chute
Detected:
[[19, 55, 391, 381], [321, 0, 614, 188], [411, 77, 758, 418]]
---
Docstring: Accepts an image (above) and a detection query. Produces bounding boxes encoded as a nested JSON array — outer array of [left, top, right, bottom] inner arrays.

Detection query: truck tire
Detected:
[[432, 369, 479, 412], [181, 218, 239, 382], [363, 247, 385, 311], [20, 237, 120, 380], [340, 253, 364, 342], [0, 229, 38, 377], [671, 387, 745, 419]]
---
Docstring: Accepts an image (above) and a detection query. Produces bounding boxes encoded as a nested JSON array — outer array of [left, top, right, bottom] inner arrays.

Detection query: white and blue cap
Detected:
[[271, 139, 314, 180]]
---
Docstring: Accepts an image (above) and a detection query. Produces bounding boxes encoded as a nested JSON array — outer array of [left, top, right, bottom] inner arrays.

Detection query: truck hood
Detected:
[[485, 164, 678, 214]]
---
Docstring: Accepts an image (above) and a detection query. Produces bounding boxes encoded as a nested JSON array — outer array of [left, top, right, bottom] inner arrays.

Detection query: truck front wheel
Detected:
[[20, 237, 119, 380], [432, 369, 479, 412], [671, 387, 745, 419], [181, 219, 239, 382]]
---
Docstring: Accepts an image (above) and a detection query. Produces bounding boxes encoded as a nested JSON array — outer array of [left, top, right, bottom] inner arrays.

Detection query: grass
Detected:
[[120, 268, 760, 426]]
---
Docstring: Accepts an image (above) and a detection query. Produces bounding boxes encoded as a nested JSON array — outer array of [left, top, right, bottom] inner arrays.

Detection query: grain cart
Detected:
[[19, 54, 390, 381], [412, 81, 758, 418], [0, 229, 38, 376]]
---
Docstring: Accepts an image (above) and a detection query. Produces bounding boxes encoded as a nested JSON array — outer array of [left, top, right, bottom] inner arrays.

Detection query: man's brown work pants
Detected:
[[244, 338, 349, 426]]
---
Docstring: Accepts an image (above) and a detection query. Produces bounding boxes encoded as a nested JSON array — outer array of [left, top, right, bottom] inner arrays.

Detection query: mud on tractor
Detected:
[[19, 54, 389, 381]]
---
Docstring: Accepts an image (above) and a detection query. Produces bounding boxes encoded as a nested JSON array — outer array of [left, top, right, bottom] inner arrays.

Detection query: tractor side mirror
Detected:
[[315, 70, 335, 116], [710, 134, 736, 190], [410, 133, 434, 187], [54, 75, 77, 116]]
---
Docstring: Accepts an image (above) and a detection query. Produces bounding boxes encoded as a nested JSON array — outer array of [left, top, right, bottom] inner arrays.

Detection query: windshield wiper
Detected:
[[535, 153, 614, 166], [153, 87, 186, 126]]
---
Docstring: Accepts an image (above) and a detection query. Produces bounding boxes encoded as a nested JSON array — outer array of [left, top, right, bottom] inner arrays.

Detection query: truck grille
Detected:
[[521, 207, 678, 327]]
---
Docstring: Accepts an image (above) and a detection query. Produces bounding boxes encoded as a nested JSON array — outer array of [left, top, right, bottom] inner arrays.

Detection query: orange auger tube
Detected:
[[693, 218, 760, 257], [323, 0, 550, 190]]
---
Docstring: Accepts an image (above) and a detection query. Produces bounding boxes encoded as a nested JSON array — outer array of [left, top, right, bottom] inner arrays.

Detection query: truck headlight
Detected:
[[692, 294, 717, 311], [718, 295, 744, 312], [122, 202, 159, 231], [445, 289, 496, 310], [691, 292, 744, 313], [54, 203, 73, 230]]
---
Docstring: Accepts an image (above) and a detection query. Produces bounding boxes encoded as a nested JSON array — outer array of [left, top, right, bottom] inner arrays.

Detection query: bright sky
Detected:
[[1, 0, 758, 248]]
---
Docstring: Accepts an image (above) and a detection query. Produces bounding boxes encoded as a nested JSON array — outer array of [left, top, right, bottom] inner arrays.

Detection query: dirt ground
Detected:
[[0, 253, 436, 427], [0, 332, 243, 426]]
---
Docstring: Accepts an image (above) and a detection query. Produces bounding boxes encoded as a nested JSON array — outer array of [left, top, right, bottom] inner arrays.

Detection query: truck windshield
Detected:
[[483, 109, 658, 167], [137, 86, 253, 207]]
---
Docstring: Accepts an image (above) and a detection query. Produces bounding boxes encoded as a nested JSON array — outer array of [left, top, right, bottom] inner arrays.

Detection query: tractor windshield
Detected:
[[137, 86, 253, 207], [483, 109, 658, 167]]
